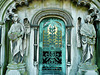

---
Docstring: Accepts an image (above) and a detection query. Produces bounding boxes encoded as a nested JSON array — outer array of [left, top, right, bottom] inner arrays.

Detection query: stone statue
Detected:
[[80, 15, 96, 63], [23, 18, 30, 56], [23, 18, 30, 35], [8, 14, 25, 63], [77, 17, 81, 48]]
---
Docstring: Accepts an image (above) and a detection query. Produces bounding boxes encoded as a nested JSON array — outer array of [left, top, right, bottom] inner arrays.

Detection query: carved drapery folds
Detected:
[[8, 14, 30, 63], [23, 18, 30, 56], [8, 14, 25, 63], [8, 14, 30, 64], [81, 15, 96, 63], [77, 7, 99, 71], [77, 17, 81, 48], [6, 14, 30, 75]]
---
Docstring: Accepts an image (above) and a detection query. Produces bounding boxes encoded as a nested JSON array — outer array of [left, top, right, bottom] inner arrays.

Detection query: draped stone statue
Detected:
[[77, 17, 81, 48], [8, 14, 25, 63], [77, 15, 98, 75], [23, 18, 30, 56], [80, 15, 96, 63]]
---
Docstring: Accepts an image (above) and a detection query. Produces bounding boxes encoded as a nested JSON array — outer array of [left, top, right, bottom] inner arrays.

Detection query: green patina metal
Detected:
[[39, 18, 66, 75]]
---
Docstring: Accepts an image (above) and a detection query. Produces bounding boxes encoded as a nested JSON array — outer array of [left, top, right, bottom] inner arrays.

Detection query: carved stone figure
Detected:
[[80, 15, 96, 63], [77, 17, 81, 48], [23, 18, 30, 56], [23, 18, 30, 34], [8, 14, 25, 63]]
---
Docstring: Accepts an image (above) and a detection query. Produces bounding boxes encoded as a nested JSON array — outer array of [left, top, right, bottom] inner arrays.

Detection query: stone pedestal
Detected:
[[6, 62, 27, 75], [77, 63, 98, 75]]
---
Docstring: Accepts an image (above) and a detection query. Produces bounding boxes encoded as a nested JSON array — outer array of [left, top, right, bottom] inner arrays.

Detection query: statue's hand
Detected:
[[17, 33, 22, 38]]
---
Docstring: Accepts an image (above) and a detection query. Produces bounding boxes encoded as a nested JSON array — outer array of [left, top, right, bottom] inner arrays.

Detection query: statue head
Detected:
[[85, 15, 93, 24], [23, 18, 29, 24], [23, 18, 29, 26], [13, 14, 19, 23]]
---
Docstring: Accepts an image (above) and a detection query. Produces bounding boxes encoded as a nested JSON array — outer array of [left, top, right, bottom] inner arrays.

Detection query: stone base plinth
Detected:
[[77, 70, 98, 75], [85, 70, 98, 75], [77, 63, 98, 75], [6, 62, 27, 75]]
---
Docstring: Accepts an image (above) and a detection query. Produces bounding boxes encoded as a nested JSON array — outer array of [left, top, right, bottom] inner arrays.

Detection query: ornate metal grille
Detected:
[[42, 51, 62, 64], [39, 18, 66, 75]]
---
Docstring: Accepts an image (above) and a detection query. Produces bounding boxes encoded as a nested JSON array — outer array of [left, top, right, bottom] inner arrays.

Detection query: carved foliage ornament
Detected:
[[3, 0, 99, 22]]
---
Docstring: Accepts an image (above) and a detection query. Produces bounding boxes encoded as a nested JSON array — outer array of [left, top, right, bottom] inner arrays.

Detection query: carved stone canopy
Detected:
[[3, 0, 100, 22], [72, 0, 91, 7]]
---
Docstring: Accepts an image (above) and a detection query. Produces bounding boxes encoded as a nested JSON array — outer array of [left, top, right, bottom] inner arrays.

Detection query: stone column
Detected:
[[0, 21, 4, 75], [95, 20, 100, 74]]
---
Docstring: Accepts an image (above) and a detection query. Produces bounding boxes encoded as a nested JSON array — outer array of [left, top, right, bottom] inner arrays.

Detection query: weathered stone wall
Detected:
[[0, 0, 99, 75], [15, 1, 88, 75]]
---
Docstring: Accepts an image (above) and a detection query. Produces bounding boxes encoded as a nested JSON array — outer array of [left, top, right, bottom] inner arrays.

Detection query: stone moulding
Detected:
[[0, 0, 7, 10], [31, 8, 73, 27], [6, 63, 27, 75]]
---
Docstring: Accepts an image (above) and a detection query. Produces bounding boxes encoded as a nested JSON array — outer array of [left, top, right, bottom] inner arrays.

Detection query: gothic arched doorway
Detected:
[[31, 8, 73, 75], [39, 17, 66, 75]]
